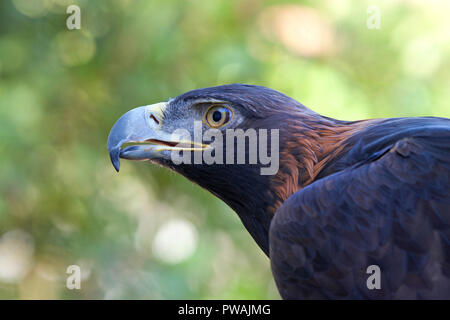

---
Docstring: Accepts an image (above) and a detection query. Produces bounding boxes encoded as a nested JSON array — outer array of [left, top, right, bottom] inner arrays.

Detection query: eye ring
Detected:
[[203, 105, 233, 128]]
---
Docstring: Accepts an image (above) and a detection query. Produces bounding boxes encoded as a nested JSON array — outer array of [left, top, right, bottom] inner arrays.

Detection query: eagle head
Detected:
[[107, 84, 349, 255]]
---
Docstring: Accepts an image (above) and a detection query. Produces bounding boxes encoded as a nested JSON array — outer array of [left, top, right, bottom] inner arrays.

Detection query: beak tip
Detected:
[[109, 147, 121, 172], [107, 105, 156, 172]]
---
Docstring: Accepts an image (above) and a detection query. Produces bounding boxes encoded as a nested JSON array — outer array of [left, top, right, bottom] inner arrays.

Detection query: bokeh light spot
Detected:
[[258, 5, 335, 58], [0, 230, 34, 284], [152, 219, 198, 264], [54, 31, 96, 66], [12, 0, 49, 18]]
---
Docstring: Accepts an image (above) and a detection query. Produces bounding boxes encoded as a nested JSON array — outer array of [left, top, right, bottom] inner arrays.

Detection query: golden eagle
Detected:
[[107, 84, 450, 299]]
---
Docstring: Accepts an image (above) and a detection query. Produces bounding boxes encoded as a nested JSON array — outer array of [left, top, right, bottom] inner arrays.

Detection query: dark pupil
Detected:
[[212, 110, 222, 122]]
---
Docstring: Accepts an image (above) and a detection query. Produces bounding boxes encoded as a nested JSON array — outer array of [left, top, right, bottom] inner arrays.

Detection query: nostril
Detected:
[[150, 114, 160, 125]]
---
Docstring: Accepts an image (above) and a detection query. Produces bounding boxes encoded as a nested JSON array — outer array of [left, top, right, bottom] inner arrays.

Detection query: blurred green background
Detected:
[[0, 0, 449, 299]]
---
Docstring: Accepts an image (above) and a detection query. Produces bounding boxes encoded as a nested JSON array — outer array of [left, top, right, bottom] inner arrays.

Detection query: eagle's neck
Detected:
[[173, 114, 375, 257], [267, 114, 374, 216], [172, 161, 275, 256]]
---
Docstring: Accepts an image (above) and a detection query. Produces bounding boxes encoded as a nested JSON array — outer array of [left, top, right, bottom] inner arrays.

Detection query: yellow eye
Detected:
[[204, 105, 233, 128]]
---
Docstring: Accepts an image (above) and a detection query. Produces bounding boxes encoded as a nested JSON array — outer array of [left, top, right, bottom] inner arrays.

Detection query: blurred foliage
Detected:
[[0, 0, 449, 299]]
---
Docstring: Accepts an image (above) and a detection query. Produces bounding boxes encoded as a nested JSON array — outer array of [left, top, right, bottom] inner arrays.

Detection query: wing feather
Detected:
[[270, 133, 450, 299]]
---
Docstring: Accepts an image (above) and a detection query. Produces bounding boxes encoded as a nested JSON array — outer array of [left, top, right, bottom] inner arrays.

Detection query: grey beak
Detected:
[[107, 106, 156, 172]]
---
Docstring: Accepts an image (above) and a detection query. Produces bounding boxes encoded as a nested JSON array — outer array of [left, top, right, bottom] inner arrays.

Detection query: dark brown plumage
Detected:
[[270, 118, 450, 299]]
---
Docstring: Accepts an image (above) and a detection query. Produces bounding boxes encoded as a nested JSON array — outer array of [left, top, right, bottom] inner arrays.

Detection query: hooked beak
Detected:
[[107, 102, 207, 172]]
